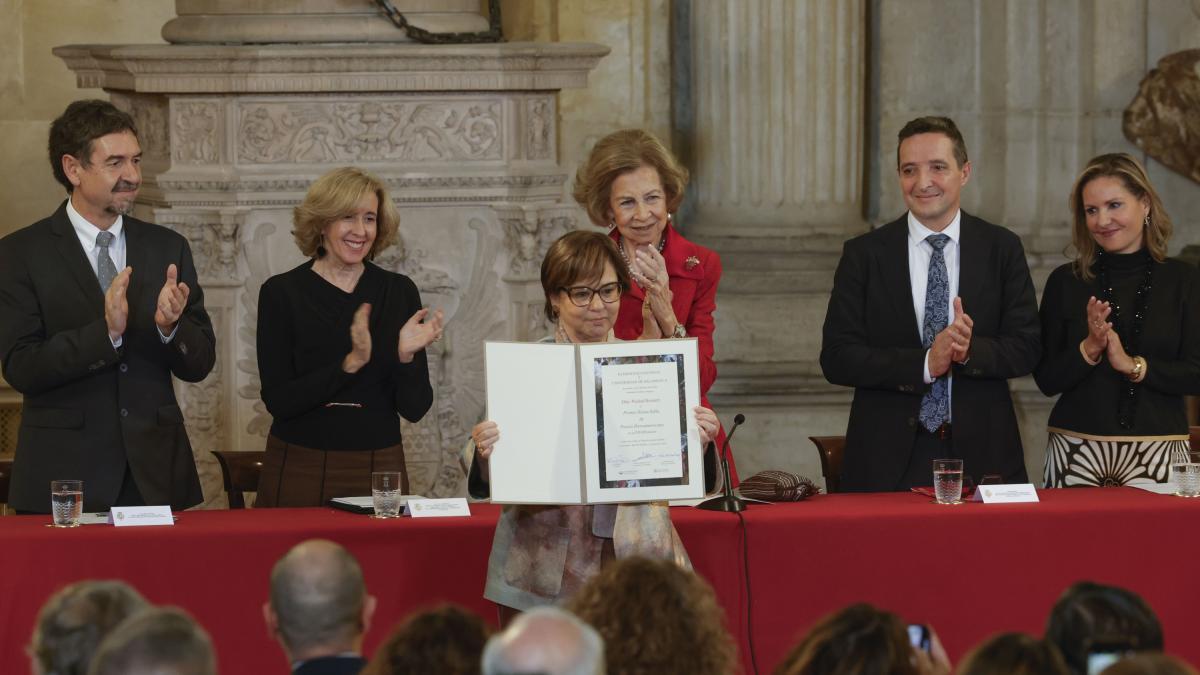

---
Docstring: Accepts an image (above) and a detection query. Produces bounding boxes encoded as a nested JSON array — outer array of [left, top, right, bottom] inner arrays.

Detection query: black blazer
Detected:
[[293, 656, 367, 675], [820, 212, 1041, 491], [0, 202, 215, 512]]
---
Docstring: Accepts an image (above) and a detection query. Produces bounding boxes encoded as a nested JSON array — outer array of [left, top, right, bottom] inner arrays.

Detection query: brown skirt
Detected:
[[255, 435, 409, 508]]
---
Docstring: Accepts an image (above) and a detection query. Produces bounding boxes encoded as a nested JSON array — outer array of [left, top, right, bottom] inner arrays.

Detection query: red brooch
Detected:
[[684, 256, 700, 270]]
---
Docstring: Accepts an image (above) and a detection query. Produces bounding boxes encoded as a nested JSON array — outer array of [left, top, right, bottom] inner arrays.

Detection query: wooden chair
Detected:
[[0, 458, 11, 515], [212, 451, 266, 510], [1191, 426, 1200, 453], [807, 436, 846, 494]]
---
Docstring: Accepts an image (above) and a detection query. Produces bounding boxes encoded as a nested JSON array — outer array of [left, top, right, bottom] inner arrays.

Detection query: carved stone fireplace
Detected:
[[53, 3, 606, 506]]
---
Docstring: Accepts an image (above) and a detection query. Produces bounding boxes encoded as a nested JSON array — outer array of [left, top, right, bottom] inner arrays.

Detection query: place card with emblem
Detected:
[[972, 484, 1039, 504], [107, 505, 175, 526], [406, 498, 470, 518]]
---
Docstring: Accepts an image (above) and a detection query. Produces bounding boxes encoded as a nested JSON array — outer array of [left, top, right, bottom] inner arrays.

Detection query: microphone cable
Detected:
[[735, 509, 759, 675]]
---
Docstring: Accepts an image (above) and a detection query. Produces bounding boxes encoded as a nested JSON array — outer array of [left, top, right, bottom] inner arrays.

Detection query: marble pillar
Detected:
[[55, 35, 607, 506], [676, 0, 867, 484]]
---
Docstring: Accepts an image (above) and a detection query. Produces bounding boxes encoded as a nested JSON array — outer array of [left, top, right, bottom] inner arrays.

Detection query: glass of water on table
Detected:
[[372, 471, 403, 518], [1170, 452, 1200, 498], [51, 480, 83, 527], [932, 459, 963, 505]]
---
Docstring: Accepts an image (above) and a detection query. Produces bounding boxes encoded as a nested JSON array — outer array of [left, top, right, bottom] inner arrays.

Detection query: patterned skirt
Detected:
[[1044, 428, 1191, 488]]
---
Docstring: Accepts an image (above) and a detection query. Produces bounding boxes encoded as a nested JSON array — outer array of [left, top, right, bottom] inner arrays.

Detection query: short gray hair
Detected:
[[481, 606, 604, 675], [269, 539, 366, 653], [86, 607, 215, 675]]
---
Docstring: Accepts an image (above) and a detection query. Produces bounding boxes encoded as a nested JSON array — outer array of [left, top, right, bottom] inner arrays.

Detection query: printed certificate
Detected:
[[484, 339, 704, 504]]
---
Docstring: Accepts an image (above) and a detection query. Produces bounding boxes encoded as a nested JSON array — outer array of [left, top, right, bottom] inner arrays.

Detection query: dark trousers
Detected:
[[896, 425, 953, 490]]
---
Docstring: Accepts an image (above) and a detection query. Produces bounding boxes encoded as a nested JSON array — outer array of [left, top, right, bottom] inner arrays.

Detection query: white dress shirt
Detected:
[[66, 198, 176, 345], [907, 210, 961, 418]]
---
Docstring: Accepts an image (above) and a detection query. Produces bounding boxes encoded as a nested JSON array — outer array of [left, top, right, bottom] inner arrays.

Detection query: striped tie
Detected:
[[96, 231, 117, 292]]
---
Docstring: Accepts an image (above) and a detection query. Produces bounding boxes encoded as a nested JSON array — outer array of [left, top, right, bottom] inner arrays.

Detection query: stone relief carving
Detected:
[[179, 306, 225, 508], [158, 213, 242, 281], [236, 100, 503, 164], [526, 97, 552, 160], [236, 219, 504, 497], [156, 174, 564, 198], [112, 93, 169, 162], [173, 101, 220, 164], [1124, 49, 1200, 185], [499, 209, 577, 278]]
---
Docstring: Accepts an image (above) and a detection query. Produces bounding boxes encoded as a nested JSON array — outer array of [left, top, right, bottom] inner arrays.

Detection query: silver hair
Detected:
[[481, 606, 605, 675]]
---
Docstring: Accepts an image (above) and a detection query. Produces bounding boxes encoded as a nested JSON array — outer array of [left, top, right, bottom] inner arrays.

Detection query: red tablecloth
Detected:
[[2, 488, 1197, 675]]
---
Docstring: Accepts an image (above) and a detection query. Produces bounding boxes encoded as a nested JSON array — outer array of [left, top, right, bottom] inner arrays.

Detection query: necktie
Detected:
[[919, 234, 950, 433], [96, 231, 117, 292]]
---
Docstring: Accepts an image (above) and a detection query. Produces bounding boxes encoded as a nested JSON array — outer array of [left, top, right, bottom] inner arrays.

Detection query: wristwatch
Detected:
[[1128, 356, 1145, 382], [671, 324, 687, 338]]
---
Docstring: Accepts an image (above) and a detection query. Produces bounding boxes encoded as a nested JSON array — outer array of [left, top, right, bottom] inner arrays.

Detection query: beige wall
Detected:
[[502, 0, 672, 218], [0, 0, 175, 238]]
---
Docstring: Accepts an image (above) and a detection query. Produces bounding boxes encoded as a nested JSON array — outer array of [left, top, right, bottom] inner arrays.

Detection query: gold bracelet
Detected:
[[1128, 356, 1147, 383]]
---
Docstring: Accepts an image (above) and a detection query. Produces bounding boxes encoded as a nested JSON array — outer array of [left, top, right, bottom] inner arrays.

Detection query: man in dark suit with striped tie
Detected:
[[0, 99, 215, 513], [820, 116, 1041, 491]]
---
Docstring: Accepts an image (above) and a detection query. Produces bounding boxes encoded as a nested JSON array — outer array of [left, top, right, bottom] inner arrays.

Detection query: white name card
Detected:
[[406, 498, 470, 518], [108, 506, 175, 526], [972, 484, 1039, 504]]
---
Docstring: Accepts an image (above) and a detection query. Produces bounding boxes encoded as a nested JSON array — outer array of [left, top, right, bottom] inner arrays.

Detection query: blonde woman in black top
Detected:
[[255, 167, 443, 506], [1035, 153, 1200, 487]]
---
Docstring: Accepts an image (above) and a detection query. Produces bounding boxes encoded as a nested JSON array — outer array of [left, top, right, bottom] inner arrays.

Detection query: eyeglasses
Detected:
[[560, 282, 624, 307]]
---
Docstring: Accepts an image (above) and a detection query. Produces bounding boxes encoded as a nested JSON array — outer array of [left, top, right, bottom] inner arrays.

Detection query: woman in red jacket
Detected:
[[572, 129, 733, 480]]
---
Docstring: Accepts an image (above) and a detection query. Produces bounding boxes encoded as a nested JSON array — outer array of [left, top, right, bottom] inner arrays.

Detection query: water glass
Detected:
[[932, 459, 963, 505], [1170, 452, 1200, 498], [51, 480, 83, 528], [372, 471, 403, 518]]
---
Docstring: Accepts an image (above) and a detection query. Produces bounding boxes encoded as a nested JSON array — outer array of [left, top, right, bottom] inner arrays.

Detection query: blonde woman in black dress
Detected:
[[1035, 153, 1200, 487]]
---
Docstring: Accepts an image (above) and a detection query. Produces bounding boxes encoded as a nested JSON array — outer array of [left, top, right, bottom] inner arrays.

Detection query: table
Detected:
[[2, 488, 1197, 674]]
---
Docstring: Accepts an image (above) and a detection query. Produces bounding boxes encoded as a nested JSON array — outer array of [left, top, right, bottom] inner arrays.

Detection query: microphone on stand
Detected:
[[698, 413, 747, 512]]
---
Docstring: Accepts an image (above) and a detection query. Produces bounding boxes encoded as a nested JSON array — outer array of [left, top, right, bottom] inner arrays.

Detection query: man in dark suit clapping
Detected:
[[820, 116, 1040, 491], [0, 99, 215, 513]]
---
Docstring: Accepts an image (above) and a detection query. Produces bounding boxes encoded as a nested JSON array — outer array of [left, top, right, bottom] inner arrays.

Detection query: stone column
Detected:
[[675, 0, 867, 483], [56, 27, 607, 505]]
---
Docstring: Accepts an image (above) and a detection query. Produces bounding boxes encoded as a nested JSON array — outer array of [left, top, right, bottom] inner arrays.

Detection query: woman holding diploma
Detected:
[[255, 167, 444, 507], [1035, 154, 1200, 487], [572, 129, 734, 478], [469, 230, 721, 620]]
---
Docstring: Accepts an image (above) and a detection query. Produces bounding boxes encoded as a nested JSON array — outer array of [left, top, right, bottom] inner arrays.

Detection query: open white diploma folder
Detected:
[[484, 338, 705, 505]]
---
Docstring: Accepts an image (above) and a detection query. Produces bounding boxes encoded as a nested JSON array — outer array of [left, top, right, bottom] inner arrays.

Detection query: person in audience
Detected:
[[469, 231, 721, 623], [821, 116, 1040, 491], [1035, 153, 1200, 487], [1045, 581, 1164, 675], [480, 606, 604, 675], [572, 128, 734, 477], [565, 556, 736, 675], [1102, 654, 1200, 675], [255, 166, 443, 506], [773, 603, 950, 675], [956, 632, 1069, 675], [263, 539, 376, 675], [86, 607, 215, 675], [0, 98, 215, 514], [29, 579, 149, 675], [360, 604, 490, 675]]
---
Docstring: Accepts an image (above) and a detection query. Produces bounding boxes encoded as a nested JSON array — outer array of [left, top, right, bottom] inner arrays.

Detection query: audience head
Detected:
[[539, 230, 630, 340], [895, 116, 971, 231], [956, 632, 1069, 675], [86, 607, 215, 675], [481, 606, 604, 675], [773, 603, 927, 675], [29, 579, 149, 675], [1101, 654, 1199, 675], [566, 556, 736, 675], [1045, 581, 1164, 675], [572, 128, 689, 237], [293, 166, 399, 262], [362, 604, 491, 675], [264, 539, 377, 662], [1068, 153, 1171, 279]]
